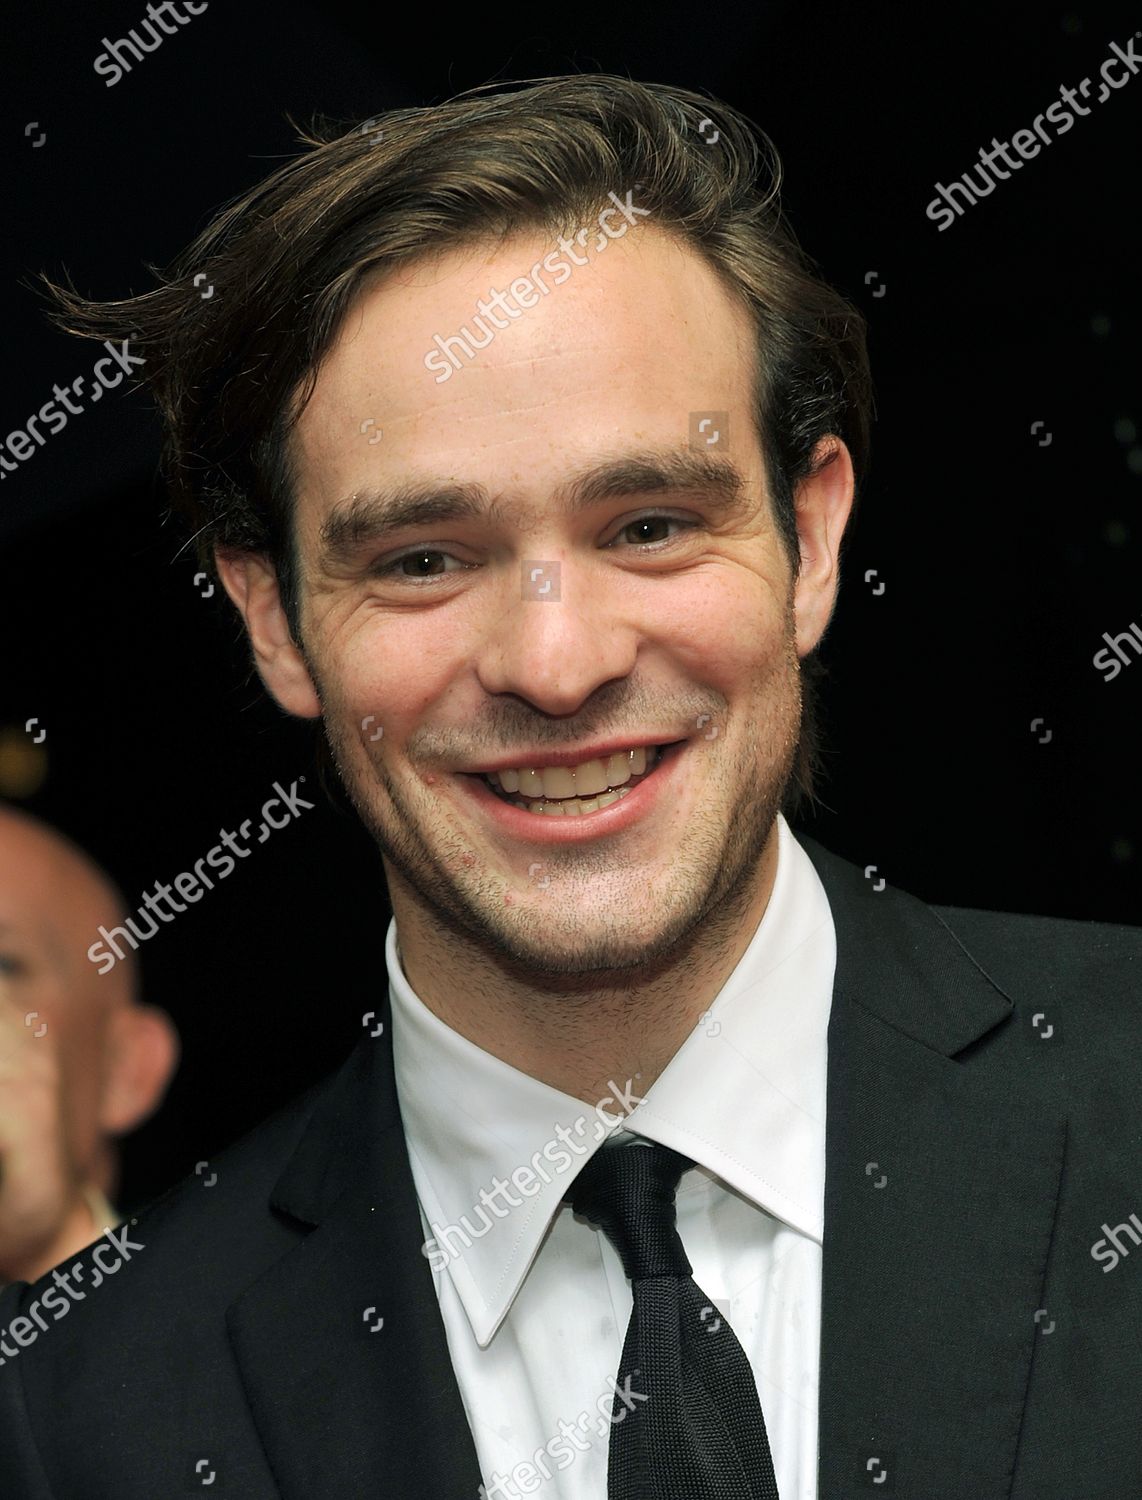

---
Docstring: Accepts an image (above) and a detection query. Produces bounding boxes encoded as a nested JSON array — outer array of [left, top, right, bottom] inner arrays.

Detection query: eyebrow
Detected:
[[316, 448, 752, 569]]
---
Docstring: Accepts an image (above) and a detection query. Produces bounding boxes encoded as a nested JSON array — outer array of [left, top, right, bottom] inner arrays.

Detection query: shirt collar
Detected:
[[388, 811, 836, 1346]]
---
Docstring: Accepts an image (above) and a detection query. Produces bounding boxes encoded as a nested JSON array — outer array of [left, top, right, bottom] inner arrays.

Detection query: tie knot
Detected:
[[565, 1140, 695, 1282]]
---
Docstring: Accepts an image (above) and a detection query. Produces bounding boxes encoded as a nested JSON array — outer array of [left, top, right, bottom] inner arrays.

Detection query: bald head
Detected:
[[0, 803, 139, 1014], [0, 804, 177, 1200]]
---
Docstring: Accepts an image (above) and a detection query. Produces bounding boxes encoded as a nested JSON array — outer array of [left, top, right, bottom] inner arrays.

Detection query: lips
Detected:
[[456, 738, 686, 840], [470, 736, 677, 775]]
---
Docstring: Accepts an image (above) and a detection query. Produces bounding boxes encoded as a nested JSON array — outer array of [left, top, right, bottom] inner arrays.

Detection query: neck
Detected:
[[387, 826, 780, 1107]]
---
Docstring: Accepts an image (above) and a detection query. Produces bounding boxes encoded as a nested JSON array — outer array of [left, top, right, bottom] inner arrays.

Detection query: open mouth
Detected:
[[479, 741, 684, 817]]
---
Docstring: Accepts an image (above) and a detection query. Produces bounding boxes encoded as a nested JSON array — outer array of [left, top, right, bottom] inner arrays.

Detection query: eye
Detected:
[[370, 549, 471, 582], [609, 513, 696, 549], [0, 954, 26, 978]]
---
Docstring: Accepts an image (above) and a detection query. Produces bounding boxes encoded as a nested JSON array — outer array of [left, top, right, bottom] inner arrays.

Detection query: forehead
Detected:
[[0, 818, 107, 965], [290, 226, 760, 537], [0, 843, 62, 972]]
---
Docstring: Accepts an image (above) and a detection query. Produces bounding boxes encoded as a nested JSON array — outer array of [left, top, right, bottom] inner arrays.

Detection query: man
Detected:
[[0, 804, 178, 1287], [2, 75, 1139, 1499]]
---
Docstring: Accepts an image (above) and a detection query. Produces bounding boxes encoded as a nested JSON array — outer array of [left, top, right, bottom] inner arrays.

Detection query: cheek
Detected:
[[318, 619, 465, 755], [55, 1038, 105, 1156], [665, 571, 790, 683]]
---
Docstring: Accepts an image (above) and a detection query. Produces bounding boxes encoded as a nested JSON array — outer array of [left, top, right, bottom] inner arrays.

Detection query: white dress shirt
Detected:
[[388, 810, 837, 1499]]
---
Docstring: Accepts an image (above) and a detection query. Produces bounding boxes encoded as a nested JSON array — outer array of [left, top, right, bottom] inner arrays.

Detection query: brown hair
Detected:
[[36, 73, 872, 821]]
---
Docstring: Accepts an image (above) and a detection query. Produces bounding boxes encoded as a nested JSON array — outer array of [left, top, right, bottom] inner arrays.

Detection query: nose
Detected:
[[474, 553, 640, 715]]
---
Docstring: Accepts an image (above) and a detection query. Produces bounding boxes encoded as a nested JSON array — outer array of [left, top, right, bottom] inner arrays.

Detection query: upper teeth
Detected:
[[486, 745, 658, 800]]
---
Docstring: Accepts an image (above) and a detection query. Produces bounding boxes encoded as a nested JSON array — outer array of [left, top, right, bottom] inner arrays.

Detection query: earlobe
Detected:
[[213, 548, 322, 719], [792, 437, 855, 657]]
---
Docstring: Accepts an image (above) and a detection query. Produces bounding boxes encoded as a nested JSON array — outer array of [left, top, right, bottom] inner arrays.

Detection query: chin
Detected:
[[465, 885, 713, 984]]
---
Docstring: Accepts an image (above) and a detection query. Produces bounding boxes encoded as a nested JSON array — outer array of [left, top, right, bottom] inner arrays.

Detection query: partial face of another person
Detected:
[[221, 225, 849, 975], [0, 810, 177, 1215]]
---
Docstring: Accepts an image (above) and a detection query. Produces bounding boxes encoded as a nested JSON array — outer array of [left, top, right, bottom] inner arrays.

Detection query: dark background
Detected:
[[2, 0, 1139, 1213]]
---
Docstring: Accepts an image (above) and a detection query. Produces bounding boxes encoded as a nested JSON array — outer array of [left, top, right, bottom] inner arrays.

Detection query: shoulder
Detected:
[[799, 825, 1141, 1001], [0, 1053, 345, 1354], [926, 901, 1142, 1138], [798, 827, 1141, 1087], [931, 899, 1142, 1015]]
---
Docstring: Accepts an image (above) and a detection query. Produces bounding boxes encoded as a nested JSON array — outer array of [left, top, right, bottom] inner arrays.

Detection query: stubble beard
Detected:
[[311, 639, 802, 990]]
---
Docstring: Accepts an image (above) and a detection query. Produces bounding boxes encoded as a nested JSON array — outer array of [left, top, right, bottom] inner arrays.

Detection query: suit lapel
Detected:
[[799, 836, 1066, 1498], [225, 986, 483, 1498]]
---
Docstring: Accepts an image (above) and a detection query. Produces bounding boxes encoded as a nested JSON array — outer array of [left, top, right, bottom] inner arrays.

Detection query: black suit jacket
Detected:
[[2, 835, 1140, 1498]]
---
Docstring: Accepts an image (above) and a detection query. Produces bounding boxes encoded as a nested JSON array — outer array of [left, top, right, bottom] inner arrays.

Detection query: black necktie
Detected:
[[564, 1139, 780, 1499]]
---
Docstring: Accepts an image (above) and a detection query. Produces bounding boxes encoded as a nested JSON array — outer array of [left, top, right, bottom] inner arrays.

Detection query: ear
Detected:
[[98, 1006, 180, 1136], [791, 436, 855, 657], [214, 548, 322, 718]]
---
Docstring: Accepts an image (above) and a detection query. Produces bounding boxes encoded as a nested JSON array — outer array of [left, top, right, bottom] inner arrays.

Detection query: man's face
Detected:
[[0, 817, 130, 1172], [234, 225, 841, 975]]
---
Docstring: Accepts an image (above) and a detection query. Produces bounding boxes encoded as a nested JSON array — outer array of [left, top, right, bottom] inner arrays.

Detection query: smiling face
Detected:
[[219, 224, 850, 977]]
